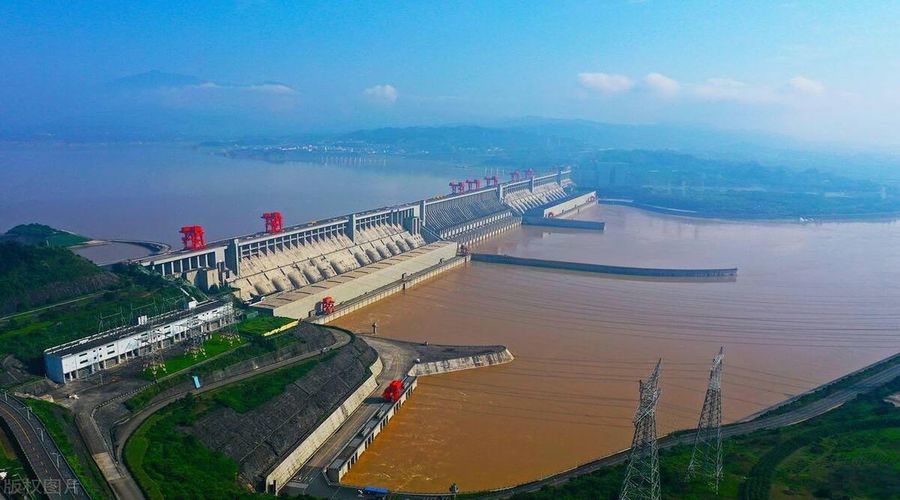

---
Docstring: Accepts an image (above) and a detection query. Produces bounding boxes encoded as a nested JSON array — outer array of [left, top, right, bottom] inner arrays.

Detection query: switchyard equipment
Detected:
[[382, 380, 404, 402], [43, 299, 234, 383]]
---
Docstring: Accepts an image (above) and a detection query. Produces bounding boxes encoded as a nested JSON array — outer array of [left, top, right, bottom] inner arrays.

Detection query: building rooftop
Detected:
[[45, 299, 231, 357]]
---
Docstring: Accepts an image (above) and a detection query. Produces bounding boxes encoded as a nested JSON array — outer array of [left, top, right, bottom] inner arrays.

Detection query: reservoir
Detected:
[[335, 205, 900, 493]]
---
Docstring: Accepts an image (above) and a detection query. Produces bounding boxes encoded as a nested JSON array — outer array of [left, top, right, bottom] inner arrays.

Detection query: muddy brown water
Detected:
[[335, 205, 900, 493]]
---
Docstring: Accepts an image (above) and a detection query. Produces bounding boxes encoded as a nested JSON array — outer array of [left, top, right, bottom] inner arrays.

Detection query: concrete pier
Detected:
[[410, 348, 514, 376], [471, 254, 737, 278]]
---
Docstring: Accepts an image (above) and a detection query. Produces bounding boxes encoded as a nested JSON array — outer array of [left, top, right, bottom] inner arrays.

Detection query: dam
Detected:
[[134, 167, 593, 322]]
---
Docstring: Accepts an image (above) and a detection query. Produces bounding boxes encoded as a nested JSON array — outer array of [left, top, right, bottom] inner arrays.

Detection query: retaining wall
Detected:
[[410, 348, 515, 377], [325, 375, 419, 483], [265, 356, 383, 493], [471, 254, 737, 278]]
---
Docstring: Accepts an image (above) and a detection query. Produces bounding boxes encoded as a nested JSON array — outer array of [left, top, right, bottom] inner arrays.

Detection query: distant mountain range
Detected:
[[282, 120, 899, 182]]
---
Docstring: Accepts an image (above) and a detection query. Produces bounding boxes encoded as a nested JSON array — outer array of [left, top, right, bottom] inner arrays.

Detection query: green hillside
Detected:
[[2, 223, 91, 247]]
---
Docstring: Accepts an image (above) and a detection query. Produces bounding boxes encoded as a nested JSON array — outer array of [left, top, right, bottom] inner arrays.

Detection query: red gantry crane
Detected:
[[179, 226, 206, 251], [262, 211, 284, 234]]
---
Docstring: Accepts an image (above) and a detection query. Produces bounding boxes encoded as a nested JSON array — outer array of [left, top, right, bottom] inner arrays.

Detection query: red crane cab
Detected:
[[382, 380, 404, 402]]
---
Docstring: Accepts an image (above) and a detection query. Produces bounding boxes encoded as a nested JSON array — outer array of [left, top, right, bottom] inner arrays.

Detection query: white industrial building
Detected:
[[44, 299, 235, 384]]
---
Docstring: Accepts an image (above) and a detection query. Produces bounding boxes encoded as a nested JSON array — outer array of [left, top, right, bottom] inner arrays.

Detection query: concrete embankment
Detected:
[[472, 253, 737, 278], [527, 191, 597, 219], [410, 347, 514, 376], [522, 216, 605, 231], [303, 255, 468, 324]]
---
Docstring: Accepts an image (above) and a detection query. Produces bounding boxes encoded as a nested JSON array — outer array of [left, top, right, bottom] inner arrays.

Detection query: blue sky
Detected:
[[2, 1, 899, 147]]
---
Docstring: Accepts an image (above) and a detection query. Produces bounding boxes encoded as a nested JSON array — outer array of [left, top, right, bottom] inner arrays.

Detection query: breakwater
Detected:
[[410, 348, 514, 376], [471, 253, 737, 278], [522, 216, 605, 231]]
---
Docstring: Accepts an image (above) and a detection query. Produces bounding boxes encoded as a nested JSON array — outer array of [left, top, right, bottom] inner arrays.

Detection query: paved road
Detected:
[[0, 393, 82, 498], [97, 328, 351, 500], [0, 292, 104, 322], [477, 356, 900, 499]]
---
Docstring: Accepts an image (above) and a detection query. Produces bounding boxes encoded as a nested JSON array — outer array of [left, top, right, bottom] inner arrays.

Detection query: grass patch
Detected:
[[209, 352, 335, 413], [23, 399, 113, 499], [235, 315, 295, 336], [124, 395, 267, 499], [124, 337, 344, 498], [124, 331, 307, 412], [505, 376, 900, 500], [769, 427, 900, 499], [140, 334, 246, 380]]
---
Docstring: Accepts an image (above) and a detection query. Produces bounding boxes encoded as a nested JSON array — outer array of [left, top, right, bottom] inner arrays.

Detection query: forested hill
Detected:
[[2, 223, 90, 247], [0, 241, 117, 315]]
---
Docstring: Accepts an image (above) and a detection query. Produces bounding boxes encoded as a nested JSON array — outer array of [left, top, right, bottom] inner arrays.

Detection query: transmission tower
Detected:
[[620, 359, 662, 500], [686, 347, 725, 493], [183, 318, 207, 359], [143, 325, 167, 380], [98, 308, 125, 333]]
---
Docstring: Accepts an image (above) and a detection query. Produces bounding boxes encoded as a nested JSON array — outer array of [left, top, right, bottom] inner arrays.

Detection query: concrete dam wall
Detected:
[[471, 254, 738, 278], [410, 348, 514, 377]]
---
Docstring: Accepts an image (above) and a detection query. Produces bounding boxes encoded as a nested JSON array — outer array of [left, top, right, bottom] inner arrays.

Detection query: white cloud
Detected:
[[578, 72, 634, 94], [364, 84, 399, 104], [693, 77, 777, 103], [787, 76, 825, 96], [643, 73, 680, 96]]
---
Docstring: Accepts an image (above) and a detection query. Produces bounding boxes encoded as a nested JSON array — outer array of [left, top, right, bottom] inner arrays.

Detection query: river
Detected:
[[334, 204, 900, 493], [0, 142, 479, 262]]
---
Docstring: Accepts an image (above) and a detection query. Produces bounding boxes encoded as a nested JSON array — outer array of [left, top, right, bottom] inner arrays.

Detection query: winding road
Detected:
[[0, 393, 82, 498]]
